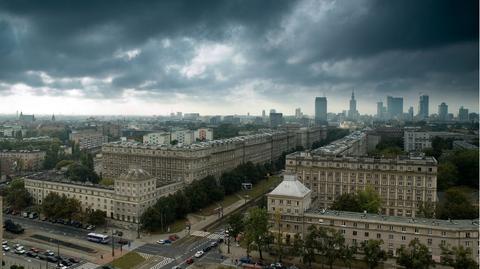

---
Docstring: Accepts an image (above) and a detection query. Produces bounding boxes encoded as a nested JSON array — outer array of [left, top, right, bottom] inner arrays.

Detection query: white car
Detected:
[[2, 246, 10, 251], [2, 240, 7, 245], [14, 249, 25, 255], [156, 240, 165, 244], [46, 250, 55, 256], [194, 251, 204, 258]]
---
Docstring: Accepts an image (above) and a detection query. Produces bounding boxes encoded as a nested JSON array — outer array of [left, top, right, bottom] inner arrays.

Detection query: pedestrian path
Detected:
[[150, 256, 175, 269], [191, 230, 210, 237], [75, 262, 99, 269]]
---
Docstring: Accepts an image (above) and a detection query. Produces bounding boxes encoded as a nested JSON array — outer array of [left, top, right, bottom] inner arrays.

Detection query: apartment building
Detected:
[[143, 132, 171, 145], [194, 128, 213, 141], [282, 125, 327, 149], [285, 152, 437, 217], [0, 150, 46, 171], [313, 131, 368, 156], [24, 169, 183, 224], [267, 175, 479, 262], [69, 129, 108, 150], [404, 128, 477, 152], [102, 130, 298, 183]]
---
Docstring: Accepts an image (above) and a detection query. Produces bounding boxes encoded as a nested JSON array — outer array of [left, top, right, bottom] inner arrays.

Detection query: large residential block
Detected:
[[24, 169, 183, 224], [267, 175, 478, 262], [102, 130, 299, 183], [285, 152, 437, 217]]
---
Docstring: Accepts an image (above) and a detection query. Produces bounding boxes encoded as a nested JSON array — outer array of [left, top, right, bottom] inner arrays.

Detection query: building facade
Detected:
[[24, 169, 183, 223], [102, 130, 299, 183], [418, 95, 429, 120], [285, 153, 438, 218], [69, 129, 108, 150], [0, 150, 46, 171], [267, 175, 478, 262], [315, 97, 327, 125], [143, 132, 171, 145], [387, 96, 404, 120], [194, 128, 213, 141]]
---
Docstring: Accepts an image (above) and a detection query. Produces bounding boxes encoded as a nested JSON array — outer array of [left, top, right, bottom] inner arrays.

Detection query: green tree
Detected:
[[361, 239, 387, 269], [65, 163, 100, 183], [357, 186, 382, 213], [244, 207, 269, 259], [341, 243, 357, 269], [5, 179, 32, 211], [318, 227, 346, 269], [227, 212, 244, 240], [417, 201, 436, 218], [289, 233, 304, 257], [396, 239, 435, 269], [303, 225, 319, 269], [331, 193, 362, 212], [437, 162, 459, 190], [55, 160, 75, 170], [440, 244, 478, 269], [87, 210, 107, 226], [437, 188, 478, 219]]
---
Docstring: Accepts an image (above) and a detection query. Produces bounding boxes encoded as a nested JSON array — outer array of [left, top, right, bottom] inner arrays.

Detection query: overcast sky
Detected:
[[0, 0, 478, 116]]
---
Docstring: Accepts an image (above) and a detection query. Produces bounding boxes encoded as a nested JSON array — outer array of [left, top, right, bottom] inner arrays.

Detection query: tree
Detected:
[[42, 193, 82, 220], [317, 227, 346, 269], [357, 186, 382, 213], [341, 243, 357, 269], [65, 163, 100, 183], [417, 201, 436, 218], [437, 188, 478, 219], [440, 244, 478, 269], [244, 207, 269, 259], [303, 225, 319, 269], [5, 179, 32, 211], [396, 239, 435, 269], [289, 233, 304, 257], [437, 162, 459, 190], [87, 210, 106, 226], [361, 239, 387, 269], [227, 212, 244, 240], [331, 193, 362, 212]]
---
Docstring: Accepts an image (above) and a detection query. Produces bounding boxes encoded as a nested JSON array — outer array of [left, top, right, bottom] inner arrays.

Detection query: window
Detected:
[[415, 228, 419, 234], [402, 227, 406, 232], [353, 231, 357, 236], [365, 232, 369, 237], [353, 222, 357, 227], [402, 236, 406, 241], [377, 233, 381, 239], [388, 234, 394, 240], [427, 239, 432, 245], [466, 232, 471, 238], [442, 231, 447, 237]]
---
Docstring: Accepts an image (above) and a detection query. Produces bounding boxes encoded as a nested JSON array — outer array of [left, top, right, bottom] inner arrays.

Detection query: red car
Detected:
[[169, 234, 179, 241], [30, 248, 39, 253], [185, 258, 194, 264]]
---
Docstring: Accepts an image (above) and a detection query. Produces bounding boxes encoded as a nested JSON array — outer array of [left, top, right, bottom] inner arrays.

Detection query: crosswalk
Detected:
[[74, 262, 99, 269], [150, 256, 175, 269], [137, 251, 156, 260], [207, 233, 223, 240]]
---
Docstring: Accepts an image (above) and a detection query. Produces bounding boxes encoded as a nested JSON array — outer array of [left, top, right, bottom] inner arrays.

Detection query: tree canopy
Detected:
[[436, 188, 478, 220], [331, 186, 382, 213], [396, 239, 435, 269]]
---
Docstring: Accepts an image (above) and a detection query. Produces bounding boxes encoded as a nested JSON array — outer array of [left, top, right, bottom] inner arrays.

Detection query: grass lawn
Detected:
[[150, 218, 188, 234], [243, 175, 281, 199], [110, 252, 145, 269], [198, 175, 281, 217], [199, 194, 241, 216]]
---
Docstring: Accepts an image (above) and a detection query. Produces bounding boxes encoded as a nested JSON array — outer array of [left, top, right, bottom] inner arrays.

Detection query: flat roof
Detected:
[[305, 209, 478, 230]]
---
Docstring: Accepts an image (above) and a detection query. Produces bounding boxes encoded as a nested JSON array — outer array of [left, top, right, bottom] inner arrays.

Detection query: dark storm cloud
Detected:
[[0, 0, 477, 111]]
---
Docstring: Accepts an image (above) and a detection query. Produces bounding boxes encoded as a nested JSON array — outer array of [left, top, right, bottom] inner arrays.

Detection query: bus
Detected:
[[87, 233, 110, 244]]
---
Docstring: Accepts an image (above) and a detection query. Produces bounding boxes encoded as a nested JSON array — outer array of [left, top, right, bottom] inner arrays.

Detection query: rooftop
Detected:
[[268, 174, 311, 198], [312, 130, 366, 155], [305, 209, 479, 230]]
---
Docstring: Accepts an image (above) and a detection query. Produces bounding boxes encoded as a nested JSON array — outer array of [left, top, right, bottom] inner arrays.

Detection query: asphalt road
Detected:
[[4, 214, 129, 247], [136, 232, 227, 269]]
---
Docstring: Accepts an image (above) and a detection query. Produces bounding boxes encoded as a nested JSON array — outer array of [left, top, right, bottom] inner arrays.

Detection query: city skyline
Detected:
[[0, 0, 478, 115]]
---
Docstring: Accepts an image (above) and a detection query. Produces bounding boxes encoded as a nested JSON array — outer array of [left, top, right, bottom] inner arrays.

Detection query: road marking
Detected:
[[73, 262, 99, 269], [150, 256, 174, 269], [191, 230, 210, 237], [207, 233, 223, 240], [137, 251, 156, 260]]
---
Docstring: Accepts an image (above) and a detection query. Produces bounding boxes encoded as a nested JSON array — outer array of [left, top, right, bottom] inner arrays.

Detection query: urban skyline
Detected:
[[0, 1, 478, 115]]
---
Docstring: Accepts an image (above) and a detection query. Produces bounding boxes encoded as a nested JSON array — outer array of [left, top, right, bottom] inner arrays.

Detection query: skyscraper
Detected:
[[438, 102, 448, 121], [262, 110, 266, 117], [376, 102, 386, 120], [408, 106, 414, 121], [418, 94, 429, 120], [458, 106, 469, 121], [387, 96, 403, 120], [348, 90, 358, 120], [270, 112, 283, 127], [315, 97, 327, 125], [295, 108, 302, 118]]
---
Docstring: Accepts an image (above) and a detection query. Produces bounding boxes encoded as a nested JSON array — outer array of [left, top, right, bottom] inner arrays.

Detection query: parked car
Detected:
[[169, 234, 179, 241], [37, 254, 47, 260], [30, 247, 40, 253], [22, 212, 29, 218], [86, 224, 95, 230], [2, 245, 10, 252], [26, 251, 38, 258], [164, 239, 172, 244], [194, 251, 204, 258], [185, 258, 194, 264], [15, 248, 26, 255], [46, 256, 58, 263], [45, 250, 55, 256], [68, 257, 80, 263], [172, 266, 182, 269], [210, 241, 218, 247], [203, 246, 211, 252], [239, 257, 253, 264], [156, 240, 165, 244], [2, 240, 8, 245], [29, 212, 38, 219]]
